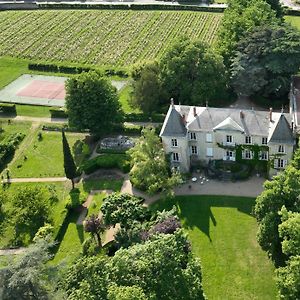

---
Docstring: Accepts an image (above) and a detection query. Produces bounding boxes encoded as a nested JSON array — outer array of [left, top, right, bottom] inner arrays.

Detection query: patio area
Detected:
[[175, 174, 266, 198]]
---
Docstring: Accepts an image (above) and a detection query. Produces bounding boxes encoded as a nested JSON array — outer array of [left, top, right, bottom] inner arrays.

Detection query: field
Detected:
[[151, 195, 277, 300], [0, 10, 222, 67], [286, 15, 300, 30]]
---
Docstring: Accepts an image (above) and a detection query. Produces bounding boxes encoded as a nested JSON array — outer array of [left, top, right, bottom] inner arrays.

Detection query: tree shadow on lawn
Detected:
[[151, 195, 255, 242]]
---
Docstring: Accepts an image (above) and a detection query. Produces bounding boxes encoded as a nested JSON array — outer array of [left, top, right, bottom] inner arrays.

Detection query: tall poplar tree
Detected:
[[62, 130, 77, 189]]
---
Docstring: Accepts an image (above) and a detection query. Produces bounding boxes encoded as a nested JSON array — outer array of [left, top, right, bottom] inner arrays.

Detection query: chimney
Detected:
[[240, 110, 244, 119], [206, 101, 208, 108], [193, 107, 197, 117], [170, 98, 174, 108], [269, 107, 273, 122], [181, 114, 186, 124]]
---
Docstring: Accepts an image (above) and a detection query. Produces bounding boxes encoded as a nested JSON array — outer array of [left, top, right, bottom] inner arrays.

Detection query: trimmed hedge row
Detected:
[[49, 108, 68, 119], [83, 154, 130, 174], [37, 3, 225, 12], [124, 113, 165, 123], [0, 103, 16, 115], [28, 62, 129, 77]]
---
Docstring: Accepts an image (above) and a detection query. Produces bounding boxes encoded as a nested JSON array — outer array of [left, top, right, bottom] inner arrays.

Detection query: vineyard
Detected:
[[0, 10, 222, 67]]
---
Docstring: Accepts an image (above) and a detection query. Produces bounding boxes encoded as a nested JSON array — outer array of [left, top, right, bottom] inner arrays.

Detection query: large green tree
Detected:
[[128, 127, 180, 195], [160, 37, 229, 106], [254, 165, 300, 265], [65, 71, 122, 134], [62, 130, 77, 189], [231, 24, 300, 99], [131, 62, 162, 114], [101, 193, 146, 229], [0, 239, 54, 300], [218, 0, 279, 66]]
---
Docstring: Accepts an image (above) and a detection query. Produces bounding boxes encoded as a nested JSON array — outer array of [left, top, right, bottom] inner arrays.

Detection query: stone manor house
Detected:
[[160, 98, 297, 176]]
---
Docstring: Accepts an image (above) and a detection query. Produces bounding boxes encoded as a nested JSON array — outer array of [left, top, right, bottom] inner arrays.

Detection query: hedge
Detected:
[[28, 62, 129, 77], [41, 124, 88, 133], [124, 113, 165, 123], [83, 154, 130, 174], [0, 103, 16, 115], [49, 108, 68, 119], [37, 3, 225, 12]]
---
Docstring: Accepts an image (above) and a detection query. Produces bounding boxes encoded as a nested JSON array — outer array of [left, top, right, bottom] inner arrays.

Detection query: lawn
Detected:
[[9, 130, 87, 178], [15, 104, 52, 118], [52, 179, 122, 264], [0, 120, 32, 142], [119, 84, 140, 114], [151, 195, 277, 300], [286, 15, 300, 30], [0, 10, 222, 67]]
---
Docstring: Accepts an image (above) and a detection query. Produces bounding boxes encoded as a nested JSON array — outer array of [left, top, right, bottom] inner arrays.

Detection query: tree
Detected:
[[160, 37, 229, 107], [276, 255, 300, 299], [10, 186, 52, 245], [108, 231, 206, 300], [63, 256, 108, 300], [0, 239, 53, 300], [231, 24, 300, 99], [128, 127, 181, 195], [131, 62, 162, 114], [101, 193, 146, 229], [62, 130, 77, 189], [217, 0, 279, 66], [83, 214, 106, 247], [65, 71, 122, 134], [108, 285, 147, 300], [254, 165, 300, 265]]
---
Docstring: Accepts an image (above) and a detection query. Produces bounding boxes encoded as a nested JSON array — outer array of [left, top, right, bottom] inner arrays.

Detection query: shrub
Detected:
[[0, 103, 16, 115], [49, 108, 68, 119], [83, 154, 130, 174], [123, 113, 165, 123]]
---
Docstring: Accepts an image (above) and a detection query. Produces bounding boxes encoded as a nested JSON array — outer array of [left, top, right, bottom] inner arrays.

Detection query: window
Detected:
[[262, 137, 268, 145], [278, 145, 285, 153], [226, 150, 234, 157], [245, 136, 252, 144], [274, 159, 286, 169], [242, 150, 253, 159], [206, 148, 213, 157], [172, 166, 180, 172], [189, 132, 196, 140], [206, 133, 212, 143], [259, 151, 268, 160], [172, 152, 179, 162], [226, 135, 233, 143], [190, 145, 198, 155], [171, 139, 178, 147]]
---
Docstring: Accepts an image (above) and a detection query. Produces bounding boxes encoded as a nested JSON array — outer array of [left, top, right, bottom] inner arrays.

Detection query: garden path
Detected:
[[0, 247, 26, 256], [3, 177, 67, 183]]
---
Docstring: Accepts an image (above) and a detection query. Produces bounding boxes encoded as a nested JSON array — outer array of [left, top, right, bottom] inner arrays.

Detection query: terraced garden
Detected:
[[0, 10, 222, 67]]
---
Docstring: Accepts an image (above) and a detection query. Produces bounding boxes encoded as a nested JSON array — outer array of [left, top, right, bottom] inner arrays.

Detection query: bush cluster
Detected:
[[0, 103, 16, 115], [82, 154, 130, 174], [124, 112, 165, 122], [49, 108, 68, 119], [0, 133, 25, 170]]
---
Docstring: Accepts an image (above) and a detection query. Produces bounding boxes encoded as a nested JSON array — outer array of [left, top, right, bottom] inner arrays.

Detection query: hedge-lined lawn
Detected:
[[0, 120, 31, 142], [9, 130, 87, 178], [151, 195, 277, 300], [0, 181, 69, 248], [0, 10, 222, 67], [52, 179, 122, 264]]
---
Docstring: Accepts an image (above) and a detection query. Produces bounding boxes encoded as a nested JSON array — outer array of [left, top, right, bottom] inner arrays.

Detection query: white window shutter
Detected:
[[284, 160, 288, 167], [274, 159, 278, 168]]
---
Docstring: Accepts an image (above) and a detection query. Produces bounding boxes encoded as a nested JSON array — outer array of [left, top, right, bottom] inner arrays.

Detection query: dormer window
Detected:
[[189, 132, 196, 140], [278, 145, 285, 153], [245, 136, 252, 144], [226, 135, 233, 143], [171, 139, 178, 147]]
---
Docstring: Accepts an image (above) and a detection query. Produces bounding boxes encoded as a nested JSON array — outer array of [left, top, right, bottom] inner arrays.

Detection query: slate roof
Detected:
[[160, 105, 294, 144], [160, 105, 187, 137], [268, 114, 294, 145]]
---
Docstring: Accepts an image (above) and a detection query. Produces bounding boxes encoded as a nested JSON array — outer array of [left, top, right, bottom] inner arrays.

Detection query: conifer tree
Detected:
[[62, 130, 77, 189]]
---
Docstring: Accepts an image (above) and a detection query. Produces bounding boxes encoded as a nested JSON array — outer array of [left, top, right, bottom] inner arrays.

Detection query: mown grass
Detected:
[[151, 195, 277, 300], [9, 130, 87, 178], [286, 15, 300, 30], [0, 120, 32, 142]]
